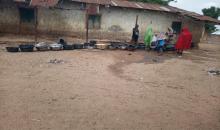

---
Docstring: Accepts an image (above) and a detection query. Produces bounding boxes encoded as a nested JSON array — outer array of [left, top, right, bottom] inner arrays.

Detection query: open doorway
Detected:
[[88, 14, 101, 29], [172, 21, 182, 34], [19, 7, 36, 34]]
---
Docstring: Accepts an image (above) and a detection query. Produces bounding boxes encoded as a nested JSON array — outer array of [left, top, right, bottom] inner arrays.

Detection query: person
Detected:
[[150, 34, 158, 50], [144, 26, 153, 49], [175, 27, 192, 56], [131, 25, 139, 44], [58, 38, 67, 46], [155, 32, 166, 54], [165, 27, 174, 43]]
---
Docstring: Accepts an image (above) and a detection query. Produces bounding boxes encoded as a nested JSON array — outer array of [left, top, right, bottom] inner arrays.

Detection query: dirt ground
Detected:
[[0, 37, 220, 130]]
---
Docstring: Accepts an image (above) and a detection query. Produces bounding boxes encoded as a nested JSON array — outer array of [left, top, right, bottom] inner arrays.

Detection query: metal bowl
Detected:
[[35, 42, 49, 51], [49, 43, 63, 51]]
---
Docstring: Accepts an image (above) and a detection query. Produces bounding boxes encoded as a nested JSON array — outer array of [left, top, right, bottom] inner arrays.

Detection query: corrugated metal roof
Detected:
[[71, 0, 110, 5], [71, 0, 220, 24], [13, 0, 26, 2], [30, 0, 59, 7], [167, 6, 220, 24]]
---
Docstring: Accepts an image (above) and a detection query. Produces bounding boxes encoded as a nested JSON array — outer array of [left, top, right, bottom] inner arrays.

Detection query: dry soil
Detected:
[[0, 42, 220, 130]]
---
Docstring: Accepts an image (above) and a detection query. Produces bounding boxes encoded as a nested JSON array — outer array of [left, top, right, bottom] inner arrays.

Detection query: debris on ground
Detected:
[[208, 68, 220, 76], [48, 59, 65, 64], [152, 59, 158, 62]]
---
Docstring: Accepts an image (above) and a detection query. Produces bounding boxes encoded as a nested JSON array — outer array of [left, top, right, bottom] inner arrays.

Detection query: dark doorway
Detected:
[[172, 22, 182, 34], [19, 7, 36, 34], [19, 8, 35, 23], [88, 14, 101, 29]]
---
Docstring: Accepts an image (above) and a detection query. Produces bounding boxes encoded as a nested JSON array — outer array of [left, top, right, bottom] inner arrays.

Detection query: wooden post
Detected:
[[135, 15, 138, 26], [86, 9, 89, 43], [34, 7, 38, 44]]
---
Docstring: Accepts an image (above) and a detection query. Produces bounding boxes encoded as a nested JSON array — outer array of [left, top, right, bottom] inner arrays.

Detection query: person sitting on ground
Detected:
[[131, 25, 139, 44], [175, 27, 192, 56], [167, 27, 174, 38], [165, 27, 174, 44], [58, 38, 67, 46], [150, 34, 158, 50]]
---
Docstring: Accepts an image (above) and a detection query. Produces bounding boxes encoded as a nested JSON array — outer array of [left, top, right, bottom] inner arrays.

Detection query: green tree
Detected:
[[128, 0, 176, 5], [202, 6, 220, 33]]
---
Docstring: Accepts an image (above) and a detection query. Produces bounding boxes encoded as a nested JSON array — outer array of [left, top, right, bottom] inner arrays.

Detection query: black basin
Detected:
[[63, 45, 74, 50], [136, 43, 146, 50], [19, 44, 34, 52], [6, 47, 19, 52], [127, 45, 136, 51], [110, 43, 120, 49], [89, 40, 97, 46], [74, 44, 84, 49]]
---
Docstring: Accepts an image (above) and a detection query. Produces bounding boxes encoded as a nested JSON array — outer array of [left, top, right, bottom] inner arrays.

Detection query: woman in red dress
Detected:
[[175, 27, 192, 55]]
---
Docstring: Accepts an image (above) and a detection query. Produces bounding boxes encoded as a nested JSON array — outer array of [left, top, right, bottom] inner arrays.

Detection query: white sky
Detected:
[[169, 0, 220, 34], [169, 0, 220, 14]]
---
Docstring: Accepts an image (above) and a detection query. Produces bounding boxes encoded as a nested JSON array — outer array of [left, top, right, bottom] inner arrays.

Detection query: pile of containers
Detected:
[[5, 39, 147, 53]]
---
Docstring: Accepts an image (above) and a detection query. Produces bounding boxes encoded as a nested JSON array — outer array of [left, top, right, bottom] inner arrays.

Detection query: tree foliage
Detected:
[[202, 6, 220, 33], [128, 0, 176, 5]]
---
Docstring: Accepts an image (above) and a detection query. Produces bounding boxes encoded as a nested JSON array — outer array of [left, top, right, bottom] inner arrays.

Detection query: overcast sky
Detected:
[[169, 0, 220, 34], [169, 0, 220, 14]]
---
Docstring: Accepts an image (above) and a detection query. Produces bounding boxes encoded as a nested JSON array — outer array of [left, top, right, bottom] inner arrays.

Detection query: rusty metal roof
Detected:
[[167, 6, 220, 24], [71, 0, 110, 5], [71, 0, 220, 24], [13, 0, 26, 2], [30, 0, 59, 7]]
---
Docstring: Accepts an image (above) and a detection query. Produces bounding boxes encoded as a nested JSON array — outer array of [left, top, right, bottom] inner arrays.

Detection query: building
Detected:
[[0, 0, 220, 45]]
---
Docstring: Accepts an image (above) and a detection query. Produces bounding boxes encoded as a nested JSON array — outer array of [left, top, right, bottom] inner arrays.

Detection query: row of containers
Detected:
[[6, 39, 175, 53], [5, 40, 147, 52]]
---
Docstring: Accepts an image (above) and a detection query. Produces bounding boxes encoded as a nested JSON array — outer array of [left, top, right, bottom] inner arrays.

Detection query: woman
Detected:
[[144, 26, 153, 49], [175, 27, 192, 56]]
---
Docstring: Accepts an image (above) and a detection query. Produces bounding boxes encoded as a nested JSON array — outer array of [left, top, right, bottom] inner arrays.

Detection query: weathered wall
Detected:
[[34, 3, 206, 44], [0, 6, 20, 34], [0, 1, 205, 44], [37, 8, 85, 37], [181, 17, 205, 45], [203, 34, 220, 44], [99, 7, 179, 41]]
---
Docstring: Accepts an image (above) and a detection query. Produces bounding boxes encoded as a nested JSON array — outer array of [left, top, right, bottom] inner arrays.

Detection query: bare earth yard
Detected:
[[0, 42, 220, 130]]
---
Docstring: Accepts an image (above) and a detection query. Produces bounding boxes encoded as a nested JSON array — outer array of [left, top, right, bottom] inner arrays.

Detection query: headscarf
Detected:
[[175, 27, 192, 50], [144, 26, 153, 47]]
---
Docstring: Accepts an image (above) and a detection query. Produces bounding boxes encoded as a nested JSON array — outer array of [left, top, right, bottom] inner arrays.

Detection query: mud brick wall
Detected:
[[0, 1, 205, 45]]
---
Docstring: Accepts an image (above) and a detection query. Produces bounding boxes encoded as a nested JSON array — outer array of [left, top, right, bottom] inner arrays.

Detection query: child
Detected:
[[150, 34, 158, 50], [156, 33, 166, 54]]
